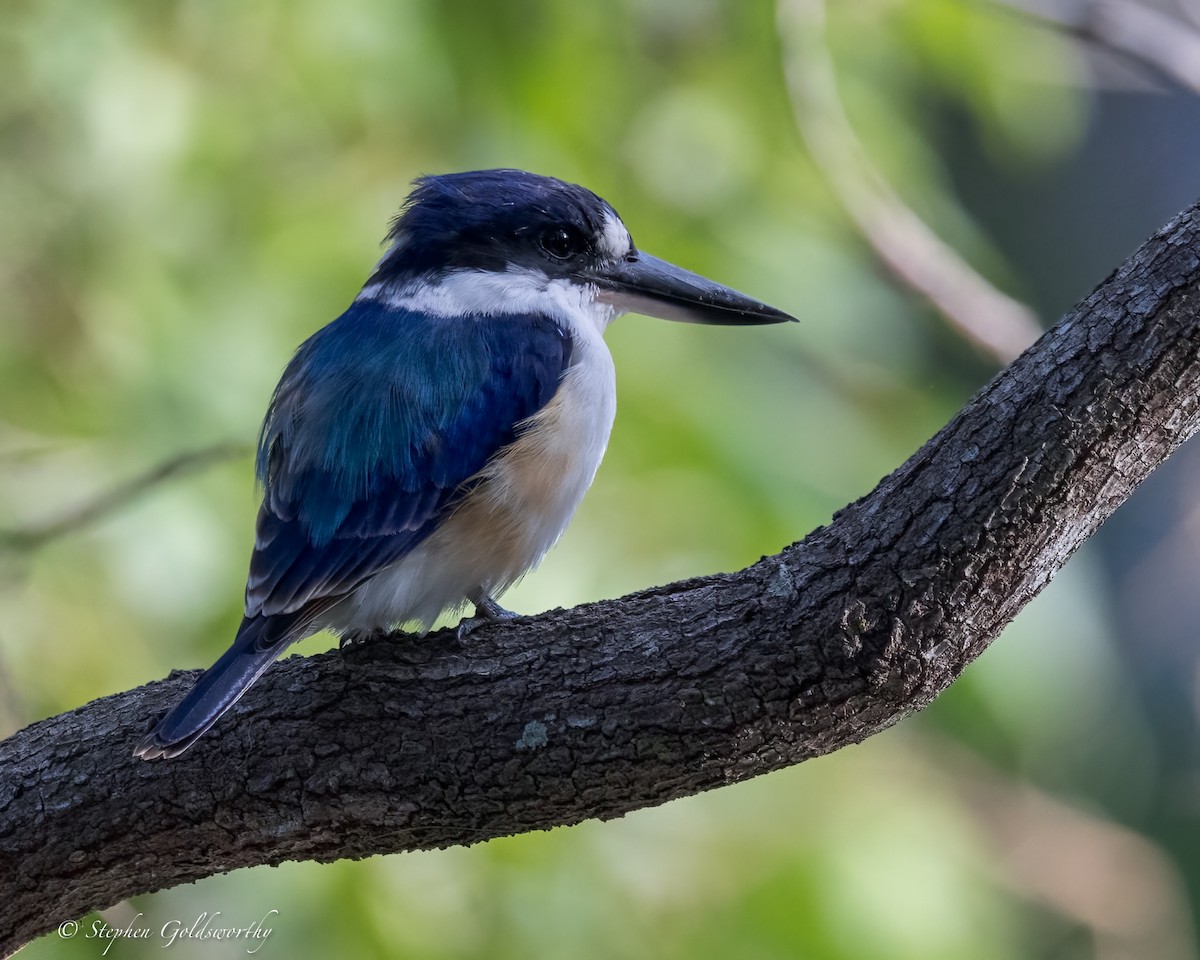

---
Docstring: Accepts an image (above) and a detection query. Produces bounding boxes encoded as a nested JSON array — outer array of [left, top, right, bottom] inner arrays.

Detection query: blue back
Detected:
[[245, 299, 573, 619]]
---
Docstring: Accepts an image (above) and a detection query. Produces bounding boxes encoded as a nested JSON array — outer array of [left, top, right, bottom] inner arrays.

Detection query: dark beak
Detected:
[[581, 252, 797, 325]]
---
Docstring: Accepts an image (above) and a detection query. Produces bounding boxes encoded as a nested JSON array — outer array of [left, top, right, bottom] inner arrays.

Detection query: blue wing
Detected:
[[134, 299, 574, 759], [246, 298, 575, 621]]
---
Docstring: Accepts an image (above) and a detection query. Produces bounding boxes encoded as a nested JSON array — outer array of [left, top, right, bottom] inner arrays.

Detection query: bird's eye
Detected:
[[538, 226, 584, 261]]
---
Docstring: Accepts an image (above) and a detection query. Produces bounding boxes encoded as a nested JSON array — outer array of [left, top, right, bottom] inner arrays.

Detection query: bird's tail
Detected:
[[133, 612, 312, 760]]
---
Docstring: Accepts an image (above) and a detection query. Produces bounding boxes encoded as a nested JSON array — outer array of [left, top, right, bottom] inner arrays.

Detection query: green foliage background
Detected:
[[3, 0, 1195, 957]]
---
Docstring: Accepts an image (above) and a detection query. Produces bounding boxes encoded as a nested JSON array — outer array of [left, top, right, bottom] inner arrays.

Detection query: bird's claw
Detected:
[[338, 629, 372, 649], [456, 596, 518, 642]]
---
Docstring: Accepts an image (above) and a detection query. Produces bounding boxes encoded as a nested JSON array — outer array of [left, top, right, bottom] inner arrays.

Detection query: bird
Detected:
[[134, 168, 795, 760]]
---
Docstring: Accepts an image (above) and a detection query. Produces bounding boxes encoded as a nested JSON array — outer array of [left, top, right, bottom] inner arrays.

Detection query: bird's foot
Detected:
[[340, 623, 429, 649], [456, 596, 518, 642], [338, 629, 372, 649]]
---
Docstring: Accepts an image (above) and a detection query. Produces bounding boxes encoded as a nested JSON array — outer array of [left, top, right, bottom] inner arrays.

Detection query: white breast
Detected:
[[325, 273, 619, 634]]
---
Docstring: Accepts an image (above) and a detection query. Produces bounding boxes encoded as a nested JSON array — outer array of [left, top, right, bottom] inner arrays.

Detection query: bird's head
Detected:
[[363, 169, 796, 328]]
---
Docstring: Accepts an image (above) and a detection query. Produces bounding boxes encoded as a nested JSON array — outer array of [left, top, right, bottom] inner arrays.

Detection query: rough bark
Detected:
[[4, 199, 1200, 955]]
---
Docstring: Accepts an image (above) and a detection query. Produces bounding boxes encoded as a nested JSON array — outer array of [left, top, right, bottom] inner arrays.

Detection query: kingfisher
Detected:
[[134, 169, 795, 760]]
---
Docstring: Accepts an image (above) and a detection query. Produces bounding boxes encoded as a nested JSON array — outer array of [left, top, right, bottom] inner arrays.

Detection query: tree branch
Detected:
[[3, 197, 1200, 955], [994, 0, 1200, 96], [0, 442, 250, 554], [779, 0, 1044, 364]]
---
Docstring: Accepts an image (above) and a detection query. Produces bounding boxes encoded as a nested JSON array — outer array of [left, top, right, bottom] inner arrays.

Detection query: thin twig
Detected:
[[937, 739, 1200, 959], [995, 0, 1200, 95], [0, 442, 251, 553], [777, 0, 1044, 365]]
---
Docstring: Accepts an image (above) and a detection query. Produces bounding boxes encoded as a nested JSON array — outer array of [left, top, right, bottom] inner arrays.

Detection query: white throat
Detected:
[[360, 267, 620, 336]]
